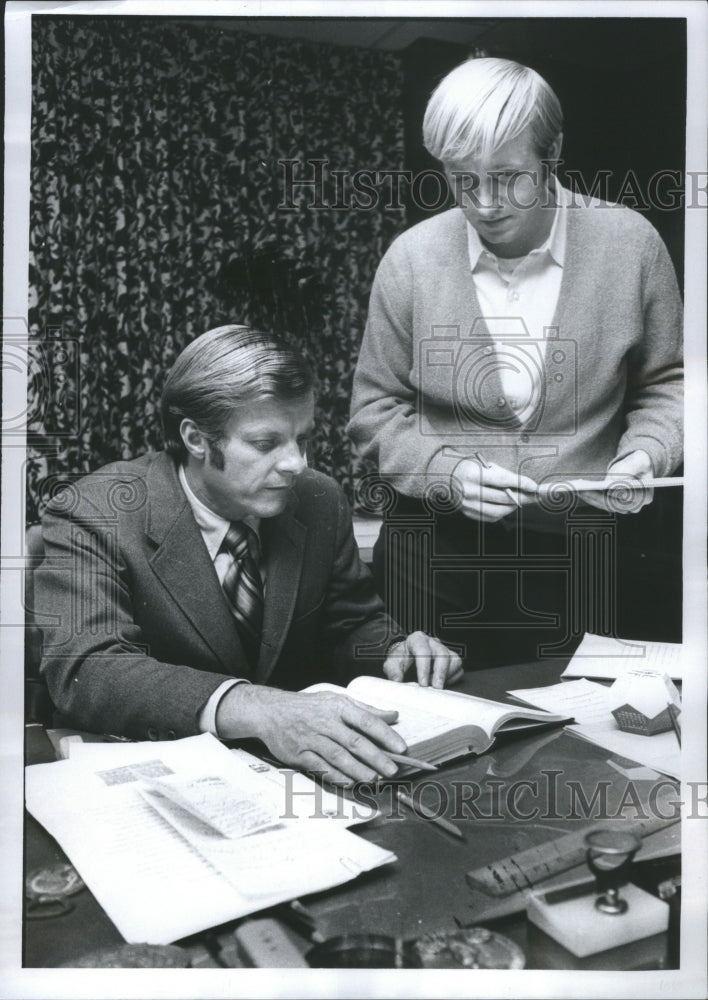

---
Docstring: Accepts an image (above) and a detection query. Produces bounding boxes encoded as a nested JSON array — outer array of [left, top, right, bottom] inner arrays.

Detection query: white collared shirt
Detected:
[[177, 464, 261, 735], [466, 182, 568, 424], [178, 463, 263, 585]]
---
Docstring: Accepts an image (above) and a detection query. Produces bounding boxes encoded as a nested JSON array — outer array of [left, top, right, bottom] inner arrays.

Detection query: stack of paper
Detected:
[[24, 733, 395, 944], [561, 633, 683, 681]]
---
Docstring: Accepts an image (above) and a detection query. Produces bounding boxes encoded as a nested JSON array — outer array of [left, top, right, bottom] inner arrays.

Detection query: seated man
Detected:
[[36, 325, 461, 786]]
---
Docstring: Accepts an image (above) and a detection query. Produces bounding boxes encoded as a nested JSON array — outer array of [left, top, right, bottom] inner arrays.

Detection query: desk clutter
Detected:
[[24, 734, 394, 944], [526, 829, 669, 957], [24, 649, 683, 970], [508, 672, 682, 779]]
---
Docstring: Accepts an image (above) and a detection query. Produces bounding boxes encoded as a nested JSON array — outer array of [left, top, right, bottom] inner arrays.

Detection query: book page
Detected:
[[561, 633, 683, 680], [346, 675, 565, 737], [303, 679, 457, 745]]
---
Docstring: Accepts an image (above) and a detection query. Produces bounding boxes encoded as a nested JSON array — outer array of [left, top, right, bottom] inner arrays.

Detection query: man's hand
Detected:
[[578, 450, 654, 513], [383, 631, 463, 688], [215, 685, 407, 786], [453, 458, 538, 522]]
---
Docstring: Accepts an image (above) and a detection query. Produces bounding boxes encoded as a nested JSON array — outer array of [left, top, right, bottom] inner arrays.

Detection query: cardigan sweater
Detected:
[[348, 195, 683, 500]]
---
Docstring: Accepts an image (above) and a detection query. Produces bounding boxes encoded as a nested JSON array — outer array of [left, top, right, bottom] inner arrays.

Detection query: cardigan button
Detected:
[[147, 727, 159, 741], [496, 397, 506, 408], [520, 433, 530, 443]]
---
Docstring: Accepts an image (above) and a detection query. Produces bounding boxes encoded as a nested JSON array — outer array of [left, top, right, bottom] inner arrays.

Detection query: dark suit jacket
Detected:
[[36, 452, 398, 740]]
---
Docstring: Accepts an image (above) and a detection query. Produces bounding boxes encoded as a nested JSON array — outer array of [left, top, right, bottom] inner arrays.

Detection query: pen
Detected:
[[396, 789, 464, 840], [667, 703, 681, 748], [474, 451, 520, 508], [387, 752, 438, 773]]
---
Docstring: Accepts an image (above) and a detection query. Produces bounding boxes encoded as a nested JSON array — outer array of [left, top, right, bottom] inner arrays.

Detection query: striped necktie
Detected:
[[220, 522, 264, 667]]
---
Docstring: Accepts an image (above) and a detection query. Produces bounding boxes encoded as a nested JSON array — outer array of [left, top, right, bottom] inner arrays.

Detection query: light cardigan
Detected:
[[348, 194, 683, 498]]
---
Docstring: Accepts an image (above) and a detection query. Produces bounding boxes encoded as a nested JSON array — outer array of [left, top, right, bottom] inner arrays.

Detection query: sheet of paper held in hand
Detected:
[[535, 475, 684, 495], [559, 632, 683, 681], [24, 734, 393, 944], [507, 678, 680, 779]]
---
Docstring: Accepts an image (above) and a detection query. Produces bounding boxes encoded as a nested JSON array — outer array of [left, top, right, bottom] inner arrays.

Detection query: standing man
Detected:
[[36, 326, 461, 785], [348, 57, 683, 667]]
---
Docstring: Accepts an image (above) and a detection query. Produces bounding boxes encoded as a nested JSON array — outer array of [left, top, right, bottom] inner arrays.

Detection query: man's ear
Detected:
[[180, 418, 208, 461], [547, 132, 563, 168]]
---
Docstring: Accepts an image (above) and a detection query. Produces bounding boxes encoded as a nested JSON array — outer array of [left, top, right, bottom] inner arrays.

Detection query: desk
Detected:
[[23, 661, 680, 970]]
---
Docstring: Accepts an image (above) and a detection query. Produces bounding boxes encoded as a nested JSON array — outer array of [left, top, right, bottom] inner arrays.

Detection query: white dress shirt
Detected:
[[466, 182, 568, 424], [178, 464, 261, 735]]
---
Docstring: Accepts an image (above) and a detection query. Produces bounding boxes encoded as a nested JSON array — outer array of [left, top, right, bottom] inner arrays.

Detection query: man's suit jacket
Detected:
[[36, 452, 397, 740]]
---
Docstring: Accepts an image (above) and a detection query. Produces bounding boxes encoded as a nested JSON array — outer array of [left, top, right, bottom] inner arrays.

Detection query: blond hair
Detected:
[[423, 57, 563, 163]]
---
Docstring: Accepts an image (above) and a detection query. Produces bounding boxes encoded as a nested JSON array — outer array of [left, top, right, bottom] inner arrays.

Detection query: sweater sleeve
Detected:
[[347, 242, 462, 499], [614, 232, 684, 477]]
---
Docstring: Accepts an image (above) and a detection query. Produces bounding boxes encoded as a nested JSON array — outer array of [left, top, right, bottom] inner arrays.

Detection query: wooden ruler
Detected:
[[466, 813, 679, 898]]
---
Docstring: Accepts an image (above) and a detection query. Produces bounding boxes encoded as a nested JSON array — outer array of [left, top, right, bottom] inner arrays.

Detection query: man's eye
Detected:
[[251, 440, 276, 453]]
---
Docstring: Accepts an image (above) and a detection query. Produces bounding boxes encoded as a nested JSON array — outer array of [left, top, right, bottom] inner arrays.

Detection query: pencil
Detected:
[[474, 451, 520, 508], [396, 789, 464, 839], [387, 752, 438, 773], [667, 702, 682, 748]]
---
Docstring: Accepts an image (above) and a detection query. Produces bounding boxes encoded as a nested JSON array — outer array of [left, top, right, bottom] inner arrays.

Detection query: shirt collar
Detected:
[[466, 178, 568, 272], [178, 463, 259, 561]]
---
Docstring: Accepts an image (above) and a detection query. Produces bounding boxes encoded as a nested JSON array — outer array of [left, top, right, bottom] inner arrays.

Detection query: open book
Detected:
[[304, 676, 569, 771]]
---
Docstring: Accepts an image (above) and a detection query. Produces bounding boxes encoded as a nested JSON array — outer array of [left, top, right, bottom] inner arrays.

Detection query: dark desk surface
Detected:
[[23, 661, 680, 970]]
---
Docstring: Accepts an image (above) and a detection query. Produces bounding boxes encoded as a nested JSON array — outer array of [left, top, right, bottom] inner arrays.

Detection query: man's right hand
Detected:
[[214, 685, 407, 786], [453, 458, 538, 522]]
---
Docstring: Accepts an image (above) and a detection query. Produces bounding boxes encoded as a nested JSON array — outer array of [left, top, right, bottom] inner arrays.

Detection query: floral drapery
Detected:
[[28, 17, 406, 519]]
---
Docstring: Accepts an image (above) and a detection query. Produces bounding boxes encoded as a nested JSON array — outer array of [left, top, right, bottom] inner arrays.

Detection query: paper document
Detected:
[[25, 734, 394, 943], [536, 476, 683, 495], [508, 679, 681, 779], [560, 632, 683, 681]]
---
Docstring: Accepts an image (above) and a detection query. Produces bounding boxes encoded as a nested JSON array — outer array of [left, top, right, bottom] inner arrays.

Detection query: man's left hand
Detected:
[[578, 450, 654, 513], [383, 631, 463, 688]]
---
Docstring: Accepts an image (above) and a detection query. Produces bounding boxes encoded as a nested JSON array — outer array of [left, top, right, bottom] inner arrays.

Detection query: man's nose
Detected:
[[476, 177, 503, 211], [277, 443, 307, 476]]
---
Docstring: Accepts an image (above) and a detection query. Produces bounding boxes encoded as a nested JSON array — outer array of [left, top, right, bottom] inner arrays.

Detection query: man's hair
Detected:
[[423, 57, 563, 163], [161, 325, 315, 462]]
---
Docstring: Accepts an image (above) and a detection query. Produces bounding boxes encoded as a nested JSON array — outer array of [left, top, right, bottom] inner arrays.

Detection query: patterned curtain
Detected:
[[28, 17, 406, 520]]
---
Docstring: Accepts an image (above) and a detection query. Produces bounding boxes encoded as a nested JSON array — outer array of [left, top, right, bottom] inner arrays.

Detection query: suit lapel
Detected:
[[255, 505, 306, 684], [145, 454, 247, 675]]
